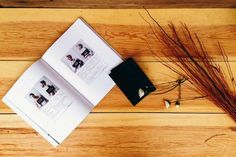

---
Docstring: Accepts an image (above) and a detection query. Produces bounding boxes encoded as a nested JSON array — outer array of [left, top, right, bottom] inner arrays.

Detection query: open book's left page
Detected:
[[2, 60, 93, 146]]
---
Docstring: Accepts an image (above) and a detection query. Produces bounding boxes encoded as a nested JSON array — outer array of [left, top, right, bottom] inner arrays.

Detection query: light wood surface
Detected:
[[1, 61, 236, 113], [0, 9, 236, 61], [0, 8, 236, 156], [1, 114, 236, 156]]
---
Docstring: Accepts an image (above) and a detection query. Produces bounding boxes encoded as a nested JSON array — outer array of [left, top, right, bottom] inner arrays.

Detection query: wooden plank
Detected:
[[1, 113, 235, 129], [1, 61, 236, 113], [0, 0, 235, 8], [0, 9, 235, 61], [1, 8, 236, 157], [0, 113, 236, 156]]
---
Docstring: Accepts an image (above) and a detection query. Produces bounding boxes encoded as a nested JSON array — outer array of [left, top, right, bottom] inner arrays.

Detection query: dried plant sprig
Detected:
[[141, 9, 236, 121]]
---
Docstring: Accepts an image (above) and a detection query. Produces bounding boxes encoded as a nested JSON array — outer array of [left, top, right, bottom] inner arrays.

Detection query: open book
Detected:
[[2, 18, 122, 146]]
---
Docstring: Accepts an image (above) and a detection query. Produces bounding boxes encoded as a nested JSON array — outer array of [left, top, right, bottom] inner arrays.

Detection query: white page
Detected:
[[42, 18, 122, 105], [2, 60, 93, 146]]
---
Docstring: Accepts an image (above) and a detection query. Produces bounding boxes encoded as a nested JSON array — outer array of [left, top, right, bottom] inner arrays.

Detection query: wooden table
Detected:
[[0, 3, 236, 156]]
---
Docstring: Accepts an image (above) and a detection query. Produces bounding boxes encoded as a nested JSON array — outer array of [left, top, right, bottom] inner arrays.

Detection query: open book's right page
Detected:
[[42, 18, 122, 105]]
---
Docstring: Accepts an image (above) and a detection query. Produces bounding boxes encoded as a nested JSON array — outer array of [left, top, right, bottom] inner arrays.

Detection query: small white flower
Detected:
[[164, 100, 171, 108], [138, 88, 145, 98]]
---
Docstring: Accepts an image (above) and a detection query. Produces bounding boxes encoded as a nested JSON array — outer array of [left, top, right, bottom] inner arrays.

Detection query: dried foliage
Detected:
[[141, 9, 236, 121]]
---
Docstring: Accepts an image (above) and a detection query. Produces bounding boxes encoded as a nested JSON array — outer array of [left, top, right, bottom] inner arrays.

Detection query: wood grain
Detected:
[[0, 0, 236, 8], [0, 8, 236, 156], [0, 9, 236, 61], [0, 113, 236, 157], [1, 61, 236, 113]]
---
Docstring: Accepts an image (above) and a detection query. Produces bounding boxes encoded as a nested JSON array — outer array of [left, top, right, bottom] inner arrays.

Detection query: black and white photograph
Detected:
[[26, 76, 59, 109], [61, 40, 95, 73]]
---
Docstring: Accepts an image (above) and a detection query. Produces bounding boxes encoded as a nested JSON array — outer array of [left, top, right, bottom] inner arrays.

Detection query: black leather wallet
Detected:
[[109, 58, 156, 106]]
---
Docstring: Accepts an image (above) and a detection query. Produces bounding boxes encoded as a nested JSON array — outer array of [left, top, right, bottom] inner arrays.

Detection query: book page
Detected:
[[42, 18, 122, 105], [2, 60, 93, 146]]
